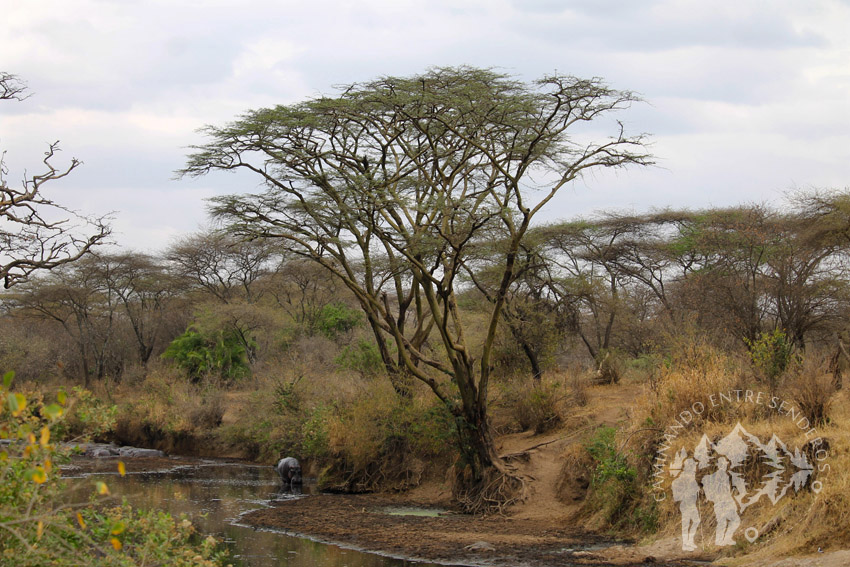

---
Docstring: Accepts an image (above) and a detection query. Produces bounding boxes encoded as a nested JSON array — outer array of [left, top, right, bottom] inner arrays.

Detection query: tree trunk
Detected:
[[520, 341, 543, 382], [364, 314, 413, 398], [449, 362, 523, 513]]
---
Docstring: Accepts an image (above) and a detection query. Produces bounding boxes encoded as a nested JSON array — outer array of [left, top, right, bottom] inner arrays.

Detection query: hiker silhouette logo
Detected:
[[649, 390, 829, 552], [668, 423, 815, 550]]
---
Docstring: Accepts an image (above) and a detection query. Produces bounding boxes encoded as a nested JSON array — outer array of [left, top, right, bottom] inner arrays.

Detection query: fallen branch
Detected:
[[499, 424, 597, 460]]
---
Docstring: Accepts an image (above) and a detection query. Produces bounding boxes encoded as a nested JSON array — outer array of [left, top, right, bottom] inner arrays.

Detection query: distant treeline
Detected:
[[2, 190, 849, 388]]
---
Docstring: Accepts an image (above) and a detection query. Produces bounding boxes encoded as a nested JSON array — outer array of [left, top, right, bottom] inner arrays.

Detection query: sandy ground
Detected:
[[243, 493, 696, 566]]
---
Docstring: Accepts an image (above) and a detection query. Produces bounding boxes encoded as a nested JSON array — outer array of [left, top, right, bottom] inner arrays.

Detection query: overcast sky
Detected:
[[2, 0, 849, 252]]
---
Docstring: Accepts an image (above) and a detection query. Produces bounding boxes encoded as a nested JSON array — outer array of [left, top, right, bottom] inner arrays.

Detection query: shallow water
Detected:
[[67, 458, 446, 567], [380, 506, 449, 518]]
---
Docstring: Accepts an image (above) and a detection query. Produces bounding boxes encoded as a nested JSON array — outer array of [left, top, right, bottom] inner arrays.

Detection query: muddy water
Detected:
[[67, 458, 445, 567]]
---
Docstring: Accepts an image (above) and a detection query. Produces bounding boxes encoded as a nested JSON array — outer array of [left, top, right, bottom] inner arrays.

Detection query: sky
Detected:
[[2, 0, 849, 253]]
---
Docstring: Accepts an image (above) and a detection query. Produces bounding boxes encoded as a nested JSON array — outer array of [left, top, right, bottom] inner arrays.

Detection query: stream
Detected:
[[64, 457, 447, 567]]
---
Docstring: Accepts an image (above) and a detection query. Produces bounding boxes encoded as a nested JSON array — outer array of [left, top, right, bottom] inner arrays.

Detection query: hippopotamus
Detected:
[[275, 457, 302, 485]]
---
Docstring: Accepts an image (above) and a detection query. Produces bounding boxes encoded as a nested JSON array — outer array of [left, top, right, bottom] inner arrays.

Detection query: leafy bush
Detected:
[[586, 426, 635, 485], [746, 328, 794, 388], [583, 426, 644, 528], [334, 339, 384, 377], [0, 372, 228, 566], [162, 326, 251, 382], [315, 302, 363, 339]]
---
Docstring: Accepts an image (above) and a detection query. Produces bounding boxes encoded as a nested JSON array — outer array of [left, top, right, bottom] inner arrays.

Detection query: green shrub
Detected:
[[745, 328, 794, 389], [586, 427, 635, 485], [315, 302, 363, 339], [584, 426, 643, 529], [162, 326, 251, 382], [334, 340, 384, 377]]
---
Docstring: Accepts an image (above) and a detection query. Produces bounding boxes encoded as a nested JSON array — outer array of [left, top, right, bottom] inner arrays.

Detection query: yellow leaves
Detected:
[[40, 426, 50, 447], [57, 390, 67, 406], [110, 521, 125, 535], [117, 461, 126, 477], [96, 481, 110, 495], [36, 521, 44, 541], [76, 512, 87, 530], [110, 537, 123, 551], [31, 466, 47, 484], [0, 451, 7, 462]]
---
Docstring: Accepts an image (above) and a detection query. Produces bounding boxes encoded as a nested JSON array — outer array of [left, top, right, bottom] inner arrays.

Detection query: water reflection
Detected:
[[69, 459, 442, 567]]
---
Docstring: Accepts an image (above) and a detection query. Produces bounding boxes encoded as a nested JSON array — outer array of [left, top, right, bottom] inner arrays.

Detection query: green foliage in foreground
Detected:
[[0, 371, 229, 566], [583, 426, 659, 531], [162, 326, 251, 382]]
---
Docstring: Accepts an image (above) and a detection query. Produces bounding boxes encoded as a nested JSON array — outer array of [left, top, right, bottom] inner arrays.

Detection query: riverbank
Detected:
[[242, 492, 711, 566], [239, 381, 711, 566], [53, 368, 850, 566], [241, 490, 850, 567]]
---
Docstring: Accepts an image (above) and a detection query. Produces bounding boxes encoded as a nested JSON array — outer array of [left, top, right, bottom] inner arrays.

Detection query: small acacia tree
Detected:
[[0, 73, 110, 289], [182, 67, 651, 510]]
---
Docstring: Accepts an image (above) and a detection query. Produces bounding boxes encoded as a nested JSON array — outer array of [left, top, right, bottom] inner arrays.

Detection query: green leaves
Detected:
[[3, 370, 14, 390], [162, 325, 251, 382], [315, 302, 363, 339], [7, 392, 26, 417], [43, 404, 64, 421]]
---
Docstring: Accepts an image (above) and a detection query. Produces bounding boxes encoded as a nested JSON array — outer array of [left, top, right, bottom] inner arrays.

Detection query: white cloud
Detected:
[[1, 0, 849, 251]]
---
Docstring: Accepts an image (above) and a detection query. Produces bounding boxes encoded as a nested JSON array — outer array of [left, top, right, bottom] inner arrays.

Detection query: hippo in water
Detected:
[[275, 457, 302, 485]]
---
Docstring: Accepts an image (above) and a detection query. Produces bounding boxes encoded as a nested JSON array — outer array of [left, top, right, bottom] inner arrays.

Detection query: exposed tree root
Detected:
[[451, 464, 528, 515]]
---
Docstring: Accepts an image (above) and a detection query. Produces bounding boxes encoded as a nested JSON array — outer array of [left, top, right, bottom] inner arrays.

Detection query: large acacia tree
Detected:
[[182, 67, 651, 510]]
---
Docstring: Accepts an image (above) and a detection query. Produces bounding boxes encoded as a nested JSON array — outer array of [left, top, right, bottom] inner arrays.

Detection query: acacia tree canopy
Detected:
[[182, 66, 651, 510]]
